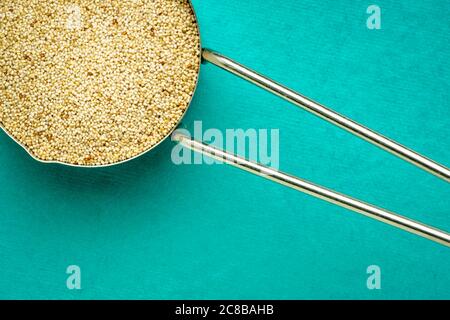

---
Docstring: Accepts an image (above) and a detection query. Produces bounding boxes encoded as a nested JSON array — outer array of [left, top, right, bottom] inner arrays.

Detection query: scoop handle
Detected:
[[202, 49, 450, 183], [173, 133, 450, 247]]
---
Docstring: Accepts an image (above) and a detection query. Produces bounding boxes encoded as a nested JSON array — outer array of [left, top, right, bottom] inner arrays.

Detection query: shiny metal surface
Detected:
[[202, 49, 450, 183], [174, 133, 450, 247]]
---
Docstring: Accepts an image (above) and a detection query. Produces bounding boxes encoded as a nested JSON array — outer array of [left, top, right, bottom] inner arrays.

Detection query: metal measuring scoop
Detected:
[[1, 1, 449, 247]]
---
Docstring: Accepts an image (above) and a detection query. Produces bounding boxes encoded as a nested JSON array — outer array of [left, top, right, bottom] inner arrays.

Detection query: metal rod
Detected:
[[173, 133, 450, 247], [202, 49, 450, 183]]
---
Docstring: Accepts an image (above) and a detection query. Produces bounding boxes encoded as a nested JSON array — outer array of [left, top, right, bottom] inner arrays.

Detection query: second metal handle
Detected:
[[173, 133, 450, 247], [202, 49, 450, 183]]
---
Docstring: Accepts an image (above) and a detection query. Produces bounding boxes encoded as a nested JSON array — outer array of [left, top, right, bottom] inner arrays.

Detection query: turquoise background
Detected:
[[0, 0, 449, 299]]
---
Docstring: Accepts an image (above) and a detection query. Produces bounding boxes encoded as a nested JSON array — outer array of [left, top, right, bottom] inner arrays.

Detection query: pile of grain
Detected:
[[0, 0, 200, 165]]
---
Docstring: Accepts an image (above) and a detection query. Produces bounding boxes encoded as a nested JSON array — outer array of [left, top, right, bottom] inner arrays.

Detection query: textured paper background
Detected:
[[0, 0, 449, 299]]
